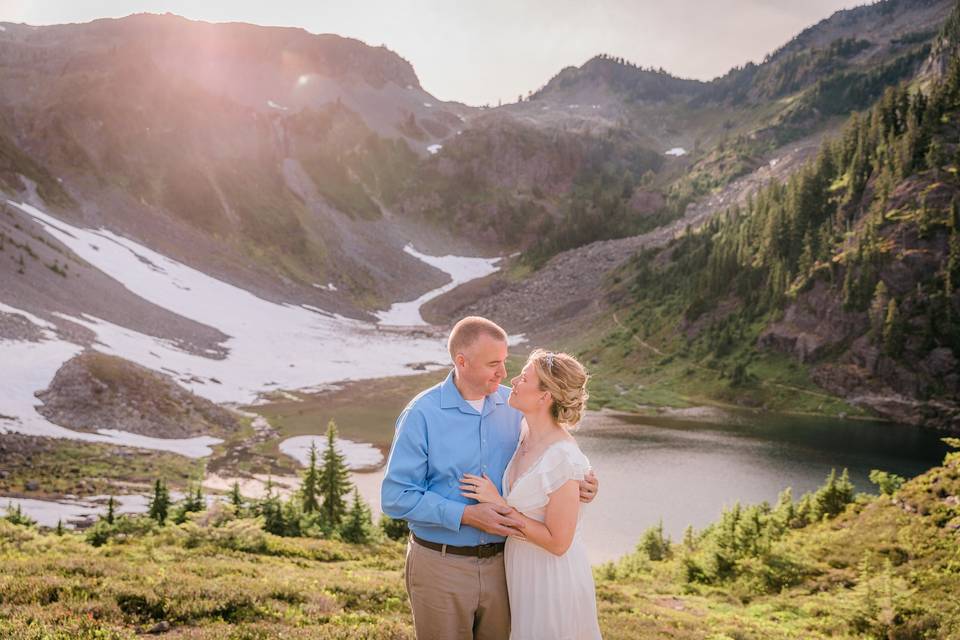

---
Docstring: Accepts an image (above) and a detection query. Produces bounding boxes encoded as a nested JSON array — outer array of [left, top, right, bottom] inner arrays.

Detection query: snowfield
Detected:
[[375, 245, 500, 326], [1, 201, 505, 457], [279, 435, 384, 470]]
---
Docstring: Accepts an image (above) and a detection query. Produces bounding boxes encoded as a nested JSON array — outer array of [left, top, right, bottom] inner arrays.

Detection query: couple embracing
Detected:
[[381, 316, 603, 639]]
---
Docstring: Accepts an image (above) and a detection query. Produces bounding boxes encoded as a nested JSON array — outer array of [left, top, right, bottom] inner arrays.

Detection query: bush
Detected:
[[638, 520, 671, 561], [379, 515, 409, 541], [870, 469, 906, 496], [86, 515, 157, 547]]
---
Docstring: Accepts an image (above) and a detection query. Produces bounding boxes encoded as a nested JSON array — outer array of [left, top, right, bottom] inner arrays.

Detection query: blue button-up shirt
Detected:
[[381, 370, 522, 545]]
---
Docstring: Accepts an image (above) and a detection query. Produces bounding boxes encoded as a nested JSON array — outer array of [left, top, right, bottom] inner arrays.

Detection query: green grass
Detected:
[[2, 445, 957, 639], [0, 434, 203, 498]]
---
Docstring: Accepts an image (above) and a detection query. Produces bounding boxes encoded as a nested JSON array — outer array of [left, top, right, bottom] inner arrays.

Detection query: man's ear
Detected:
[[455, 353, 466, 369]]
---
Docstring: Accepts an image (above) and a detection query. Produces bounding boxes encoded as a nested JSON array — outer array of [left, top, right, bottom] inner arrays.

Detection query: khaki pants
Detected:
[[404, 538, 510, 640]]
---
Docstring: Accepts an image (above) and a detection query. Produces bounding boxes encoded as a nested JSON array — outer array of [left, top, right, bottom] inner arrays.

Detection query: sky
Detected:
[[0, 0, 866, 106]]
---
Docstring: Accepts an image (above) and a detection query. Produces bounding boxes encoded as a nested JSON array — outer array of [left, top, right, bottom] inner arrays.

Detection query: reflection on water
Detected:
[[575, 410, 950, 563]]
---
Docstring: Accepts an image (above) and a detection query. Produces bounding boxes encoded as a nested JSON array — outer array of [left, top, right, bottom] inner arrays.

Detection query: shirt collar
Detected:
[[440, 369, 506, 415]]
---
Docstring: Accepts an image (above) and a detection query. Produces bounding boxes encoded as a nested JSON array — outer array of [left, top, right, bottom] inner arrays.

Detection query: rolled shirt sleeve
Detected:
[[381, 408, 467, 532]]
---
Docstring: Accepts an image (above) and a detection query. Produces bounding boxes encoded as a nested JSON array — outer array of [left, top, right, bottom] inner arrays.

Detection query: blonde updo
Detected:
[[528, 348, 590, 427]]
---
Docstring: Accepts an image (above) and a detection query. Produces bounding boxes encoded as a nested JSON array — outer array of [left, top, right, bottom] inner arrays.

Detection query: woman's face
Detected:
[[508, 361, 549, 412]]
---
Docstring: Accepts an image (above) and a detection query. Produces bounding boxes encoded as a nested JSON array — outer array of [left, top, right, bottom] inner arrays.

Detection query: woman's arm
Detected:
[[461, 473, 581, 556], [508, 480, 580, 556]]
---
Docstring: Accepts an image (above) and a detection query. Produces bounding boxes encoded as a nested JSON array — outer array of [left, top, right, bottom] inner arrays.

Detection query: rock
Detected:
[[24, 480, 39, 491], [146, 620, 170, 634]]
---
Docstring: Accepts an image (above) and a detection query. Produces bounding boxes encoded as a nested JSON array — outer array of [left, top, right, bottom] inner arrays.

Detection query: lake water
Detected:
[[7, 408, 950, 563], [570, 410, 951, 563], [350, 408, 951, 564]]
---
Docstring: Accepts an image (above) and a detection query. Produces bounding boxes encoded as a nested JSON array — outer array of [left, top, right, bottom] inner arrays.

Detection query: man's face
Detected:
[[457, 334, 508, 396]]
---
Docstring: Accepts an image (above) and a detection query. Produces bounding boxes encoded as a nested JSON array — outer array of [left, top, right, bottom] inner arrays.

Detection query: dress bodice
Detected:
[[502, 422, 591, 523]]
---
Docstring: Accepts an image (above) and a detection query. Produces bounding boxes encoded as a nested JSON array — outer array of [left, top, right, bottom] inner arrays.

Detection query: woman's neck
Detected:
[[523, 411, 563, 444]]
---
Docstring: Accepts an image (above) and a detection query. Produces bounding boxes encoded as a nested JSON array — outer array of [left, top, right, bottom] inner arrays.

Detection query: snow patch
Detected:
[[5, 201, 459, 407], [279, 435, 384, 470], [0, 336, 222, 457], [665, 147, 688, 156], [427, 144, 442, 155], [0, 302, 57, 331], [375, 245, 500, 326], [423, 102, 432, 108], [267, 100, 288, 111]]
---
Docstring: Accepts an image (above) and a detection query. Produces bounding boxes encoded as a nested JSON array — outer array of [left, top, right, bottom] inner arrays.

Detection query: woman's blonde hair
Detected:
[[528, 348, 590, 427]]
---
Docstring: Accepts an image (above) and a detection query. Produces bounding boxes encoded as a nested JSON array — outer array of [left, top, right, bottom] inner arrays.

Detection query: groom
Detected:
[[381, 316, 598, 639]]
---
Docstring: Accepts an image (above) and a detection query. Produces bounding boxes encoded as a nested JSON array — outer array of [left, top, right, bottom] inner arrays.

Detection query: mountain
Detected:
[[0, 12, 477, 324], [430, 0, 960, 430], [1, 0, 958, 450]]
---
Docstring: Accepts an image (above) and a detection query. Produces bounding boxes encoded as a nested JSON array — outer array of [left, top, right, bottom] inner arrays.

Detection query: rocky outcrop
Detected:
[[759, 280, 867, 363], [36, 351, 240, 439]]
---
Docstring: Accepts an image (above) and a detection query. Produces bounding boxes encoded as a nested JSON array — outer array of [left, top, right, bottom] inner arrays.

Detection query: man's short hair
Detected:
[[447, 316, 508, 361]]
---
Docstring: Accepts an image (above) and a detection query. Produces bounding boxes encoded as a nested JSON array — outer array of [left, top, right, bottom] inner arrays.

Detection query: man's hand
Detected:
[[579, 469, 599, 503], [462, 502, 524, 536]]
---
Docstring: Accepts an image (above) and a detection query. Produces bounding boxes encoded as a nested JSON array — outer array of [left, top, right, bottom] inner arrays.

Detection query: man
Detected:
[[381, 316, 599, 639]]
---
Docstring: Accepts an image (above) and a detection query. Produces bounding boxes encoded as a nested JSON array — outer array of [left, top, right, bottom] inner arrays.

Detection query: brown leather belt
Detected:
[[411, 533, 505, 558]]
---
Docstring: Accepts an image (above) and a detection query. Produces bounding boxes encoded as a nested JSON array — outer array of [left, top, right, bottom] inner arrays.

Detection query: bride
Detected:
[[460, 349, 602, 640]]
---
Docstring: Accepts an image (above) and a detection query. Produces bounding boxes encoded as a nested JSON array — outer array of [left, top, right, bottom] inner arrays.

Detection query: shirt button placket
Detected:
[[479, 412, 486, 545]]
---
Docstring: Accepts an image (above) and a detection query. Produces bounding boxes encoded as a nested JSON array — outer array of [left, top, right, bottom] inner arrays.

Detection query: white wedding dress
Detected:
[[503, 423, 602, 640]]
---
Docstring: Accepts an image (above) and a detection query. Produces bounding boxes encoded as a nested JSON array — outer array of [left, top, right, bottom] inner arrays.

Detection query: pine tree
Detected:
[[260, 479, 286, 536], [55, 519, 64, 536], [883, 298, 905, 358], [813, 468, 855, 520], [230, 481, 244, 514], [341, 487, 375, 544], [638, 519, 671, 561], [106, 495, 116, 525], [148, 479, 170, 525], [174, 482, 204, 524], [380, 514, 410, 541], [301, 440, 321, 514], [319, 420, 352, 529]]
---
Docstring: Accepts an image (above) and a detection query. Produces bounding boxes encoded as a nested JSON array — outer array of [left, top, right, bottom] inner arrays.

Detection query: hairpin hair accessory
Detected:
[[545, 353, 555, 372]]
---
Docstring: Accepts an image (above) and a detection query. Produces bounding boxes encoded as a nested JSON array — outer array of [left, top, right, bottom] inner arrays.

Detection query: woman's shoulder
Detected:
[[541, 437, 590, 474]]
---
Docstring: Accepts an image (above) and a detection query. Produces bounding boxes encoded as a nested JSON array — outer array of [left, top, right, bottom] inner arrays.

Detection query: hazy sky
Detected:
[[0, 1, 865, 106]]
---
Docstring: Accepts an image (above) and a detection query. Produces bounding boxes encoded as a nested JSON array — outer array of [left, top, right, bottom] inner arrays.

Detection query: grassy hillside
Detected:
[[2, 442, 957, 639]]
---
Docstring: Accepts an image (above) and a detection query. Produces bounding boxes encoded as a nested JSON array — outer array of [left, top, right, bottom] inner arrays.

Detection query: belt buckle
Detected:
[[478, 543, 496, 559]]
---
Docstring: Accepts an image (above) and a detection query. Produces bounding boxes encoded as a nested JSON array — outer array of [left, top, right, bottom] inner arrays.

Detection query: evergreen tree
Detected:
[[380, 514, 410, 541], [148, 479, 170, 525], [174, 482, 204, 524], [230, 481, 244, 514], [638, 519, 671, 561], [260, 479, 287, 536], [319, 420, 352, 529], [340, 487, 375, 544], [813, 468, 855, 520], [106, 495, 116, 525], [883, 298, 906, 357], [301, 440, 321, 514], [55, 519, 64, 536], [4, 502, 36, 527]]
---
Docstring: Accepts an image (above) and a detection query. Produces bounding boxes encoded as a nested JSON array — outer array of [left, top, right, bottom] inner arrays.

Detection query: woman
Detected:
[[461, 349, 602, 640]]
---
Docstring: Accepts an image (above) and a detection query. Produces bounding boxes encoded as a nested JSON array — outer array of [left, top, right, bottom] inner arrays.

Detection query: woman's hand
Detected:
[[460, 473, 507, 507]]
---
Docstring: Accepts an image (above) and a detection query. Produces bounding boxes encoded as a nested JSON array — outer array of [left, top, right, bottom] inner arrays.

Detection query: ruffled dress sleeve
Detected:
[[507, 442, 590, 514]]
